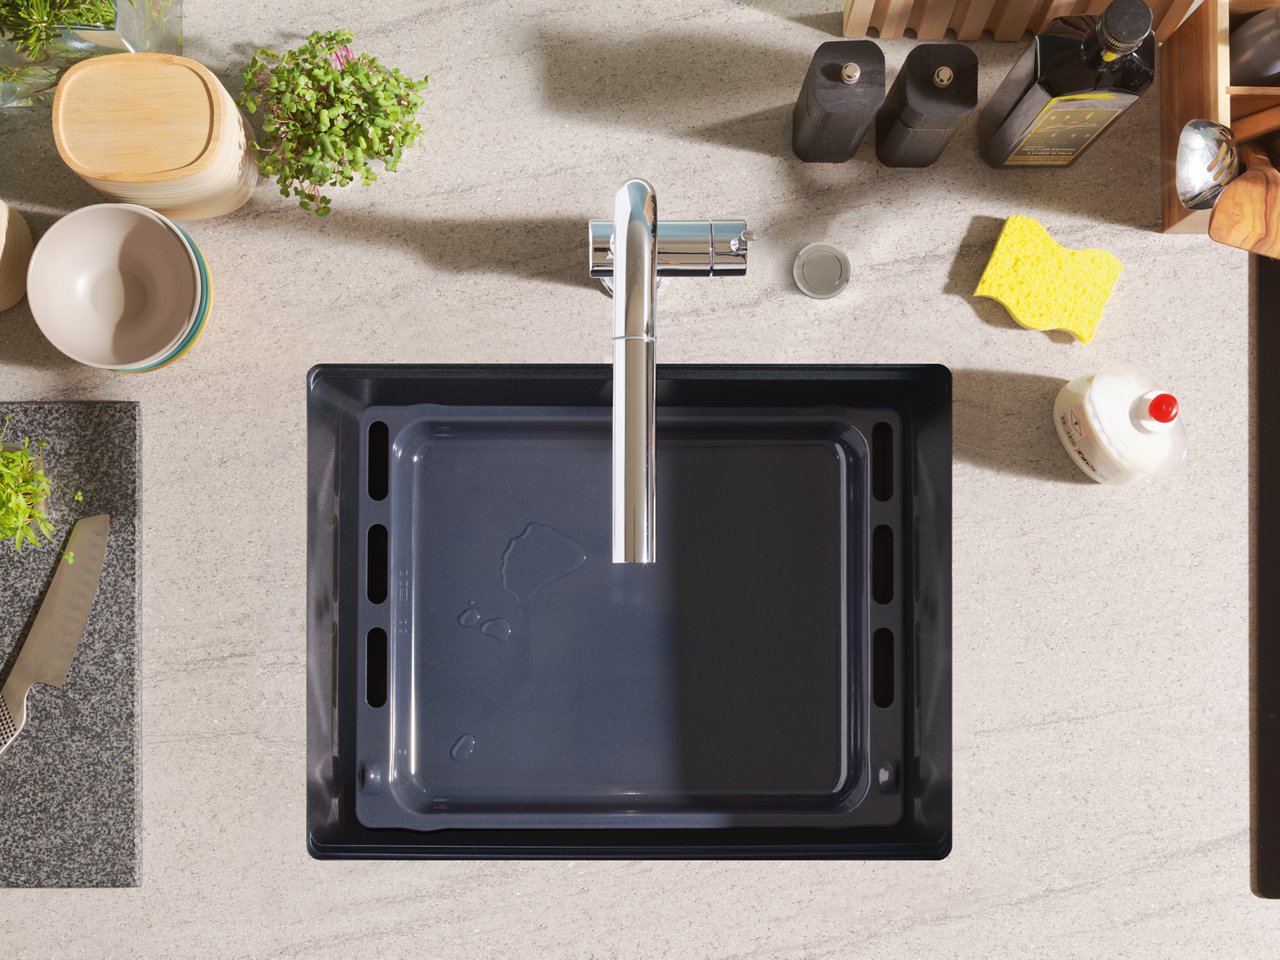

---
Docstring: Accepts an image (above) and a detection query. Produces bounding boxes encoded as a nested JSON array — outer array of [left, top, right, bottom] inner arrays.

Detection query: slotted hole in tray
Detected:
[[872, 421, 894, 502], [367, 525, 388, 604], [367, 421, 389, 501], [366, 628, 388, 708], [873, 628, 894, 708], [872, 524, 893, 605]]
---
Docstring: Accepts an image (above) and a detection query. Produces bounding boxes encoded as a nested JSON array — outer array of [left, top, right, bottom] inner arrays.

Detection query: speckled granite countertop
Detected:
[[0, 403, 139, 888], [0, 0, 1272, 955]]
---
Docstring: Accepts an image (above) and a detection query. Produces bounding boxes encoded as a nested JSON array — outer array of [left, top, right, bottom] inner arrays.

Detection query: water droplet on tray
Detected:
[[500, 523, 587, 603], [457, 601, 481, 627], [479, 617, 512, 641], [450, 734, 476, 761]]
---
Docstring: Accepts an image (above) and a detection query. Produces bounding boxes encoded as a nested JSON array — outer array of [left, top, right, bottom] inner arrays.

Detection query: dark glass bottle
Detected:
[[980, 0, 1155, 168]]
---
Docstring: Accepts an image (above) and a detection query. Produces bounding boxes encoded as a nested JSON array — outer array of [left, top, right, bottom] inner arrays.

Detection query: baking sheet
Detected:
[[354, 406, 898, 830]]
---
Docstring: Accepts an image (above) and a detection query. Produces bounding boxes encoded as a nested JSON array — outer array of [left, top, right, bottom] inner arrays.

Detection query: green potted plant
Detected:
[[239, 29, 428, 216], [1, 416, 81, 561]]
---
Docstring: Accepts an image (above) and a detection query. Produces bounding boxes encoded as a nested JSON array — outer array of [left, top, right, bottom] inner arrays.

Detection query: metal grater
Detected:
[[0, 515, 110, 760]]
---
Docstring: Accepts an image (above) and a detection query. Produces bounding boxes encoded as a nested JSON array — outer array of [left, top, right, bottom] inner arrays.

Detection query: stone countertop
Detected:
[[0, 0, 1270, 955]]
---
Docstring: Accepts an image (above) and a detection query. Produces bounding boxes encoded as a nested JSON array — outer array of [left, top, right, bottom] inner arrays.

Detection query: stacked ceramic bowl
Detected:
[[26, 204, 211, 373], [51, 53, 256, 220]]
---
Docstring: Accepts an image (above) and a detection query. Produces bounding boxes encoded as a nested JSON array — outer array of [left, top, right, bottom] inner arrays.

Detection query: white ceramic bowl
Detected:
[[106, 206, 206, 370], [27, 203, 200, 369], [113, 217, 212, 373]]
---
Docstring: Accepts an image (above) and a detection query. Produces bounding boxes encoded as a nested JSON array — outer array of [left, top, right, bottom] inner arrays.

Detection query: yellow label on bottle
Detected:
[[1006, 94, 1121, 166]]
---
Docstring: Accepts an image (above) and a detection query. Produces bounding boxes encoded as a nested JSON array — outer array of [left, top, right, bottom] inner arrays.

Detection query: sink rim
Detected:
[[307, 363, 951, 859]]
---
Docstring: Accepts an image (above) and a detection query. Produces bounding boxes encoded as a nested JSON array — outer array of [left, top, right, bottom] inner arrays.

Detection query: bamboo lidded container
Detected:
[[52, 53, 257, 220]]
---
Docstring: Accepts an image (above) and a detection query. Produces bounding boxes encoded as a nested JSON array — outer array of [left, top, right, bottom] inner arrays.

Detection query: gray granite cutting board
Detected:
[[0, 402, 139, 887]]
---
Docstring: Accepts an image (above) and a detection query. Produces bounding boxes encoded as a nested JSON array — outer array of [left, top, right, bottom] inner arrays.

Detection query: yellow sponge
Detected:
[[973, 215, 1121, 344]]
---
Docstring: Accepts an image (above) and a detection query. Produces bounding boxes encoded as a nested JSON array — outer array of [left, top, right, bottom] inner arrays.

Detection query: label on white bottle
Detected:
[[1057, 402, 1120, 483]]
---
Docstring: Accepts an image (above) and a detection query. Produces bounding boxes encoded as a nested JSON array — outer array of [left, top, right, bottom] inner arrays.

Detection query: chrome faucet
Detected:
[[588, 179, 751, 564]]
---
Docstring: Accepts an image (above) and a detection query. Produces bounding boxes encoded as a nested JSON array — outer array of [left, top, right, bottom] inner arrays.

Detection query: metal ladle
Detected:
[[1177, 119, 1240, 210]]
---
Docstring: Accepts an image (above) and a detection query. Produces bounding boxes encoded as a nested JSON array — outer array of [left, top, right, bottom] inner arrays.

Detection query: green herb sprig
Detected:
[[238, 29, 427, 216], [1, 416, 83, 563], [0, 0, 131, 62]]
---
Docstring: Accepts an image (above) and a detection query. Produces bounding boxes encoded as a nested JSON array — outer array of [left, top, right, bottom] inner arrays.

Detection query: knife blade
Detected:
[[0, 514, 110, 758]]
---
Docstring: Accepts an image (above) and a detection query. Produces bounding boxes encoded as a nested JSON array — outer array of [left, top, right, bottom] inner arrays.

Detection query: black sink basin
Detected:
[[307, 364, 951, 858]]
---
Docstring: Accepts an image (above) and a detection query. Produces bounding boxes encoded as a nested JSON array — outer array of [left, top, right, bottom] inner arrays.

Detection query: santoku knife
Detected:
[[0, 514, 110, 758]]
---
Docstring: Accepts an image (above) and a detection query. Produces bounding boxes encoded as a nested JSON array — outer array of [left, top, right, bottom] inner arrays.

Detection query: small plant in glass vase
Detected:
[[0, 416, 83, 563], [239, 29, 428, 216], [0, 0, 127, 60], [0, 1, 141, 106]]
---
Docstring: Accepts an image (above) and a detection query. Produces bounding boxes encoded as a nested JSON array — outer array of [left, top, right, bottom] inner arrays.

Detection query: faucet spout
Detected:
[[612, 178, 658, 564], [590, 179, 749, 565]]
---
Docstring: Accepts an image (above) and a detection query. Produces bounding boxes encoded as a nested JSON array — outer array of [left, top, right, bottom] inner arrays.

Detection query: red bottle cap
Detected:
[[1147, 393, 1179, 424]]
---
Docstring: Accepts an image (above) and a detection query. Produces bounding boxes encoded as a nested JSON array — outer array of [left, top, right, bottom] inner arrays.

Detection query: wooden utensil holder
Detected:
[[1162, 0, 1280, 232]]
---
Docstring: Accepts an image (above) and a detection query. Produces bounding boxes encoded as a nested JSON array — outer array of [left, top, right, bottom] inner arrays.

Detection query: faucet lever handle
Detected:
[[588, 219, 752, 285]]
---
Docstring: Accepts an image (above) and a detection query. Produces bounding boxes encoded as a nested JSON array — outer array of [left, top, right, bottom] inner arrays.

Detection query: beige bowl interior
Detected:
[[26, 204, 198, 368]]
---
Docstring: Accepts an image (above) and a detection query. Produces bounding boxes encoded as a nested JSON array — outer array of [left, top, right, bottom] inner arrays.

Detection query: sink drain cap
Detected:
[[793, 242, 850, 299]]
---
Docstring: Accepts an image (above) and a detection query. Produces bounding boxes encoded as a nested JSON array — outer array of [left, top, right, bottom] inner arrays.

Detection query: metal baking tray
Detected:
[[308, 365, 951, 858]]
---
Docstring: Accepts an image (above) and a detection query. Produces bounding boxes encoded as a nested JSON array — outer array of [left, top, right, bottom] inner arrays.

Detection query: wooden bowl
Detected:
[[0, 202, 34, 311]]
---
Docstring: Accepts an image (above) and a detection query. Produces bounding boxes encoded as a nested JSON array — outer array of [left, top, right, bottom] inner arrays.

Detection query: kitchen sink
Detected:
[[307, 365, 951, 858]]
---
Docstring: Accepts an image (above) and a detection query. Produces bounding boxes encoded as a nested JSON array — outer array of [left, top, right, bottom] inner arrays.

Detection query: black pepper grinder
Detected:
[[792, 40, 885, 163], [876, 44, 978, 168]]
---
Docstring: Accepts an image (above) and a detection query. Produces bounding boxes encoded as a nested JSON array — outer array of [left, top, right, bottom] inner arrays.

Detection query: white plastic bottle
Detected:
[[1054, 361, 1186, 485]]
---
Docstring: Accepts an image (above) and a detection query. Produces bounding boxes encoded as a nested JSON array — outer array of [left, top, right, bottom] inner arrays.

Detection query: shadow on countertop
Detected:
[[535, 29, 800, 129], [385, 214, 599, 290], [952, 368, 1092, 484], [2, 111, 99, 229], [0, 303, 81, 371], [945, 214, 1009, 324], [0, 110, 93, 370], [184, 33, 309, 109], [236, 207, 600, 291], [531, 27, 1161, 231], [694, 103, 795, 157], [735, 0, 844, 34]]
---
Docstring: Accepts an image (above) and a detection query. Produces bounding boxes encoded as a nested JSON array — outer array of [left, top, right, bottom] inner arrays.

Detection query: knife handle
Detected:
[[0, 683, 28, 758], [1, 619, 42, 757]]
